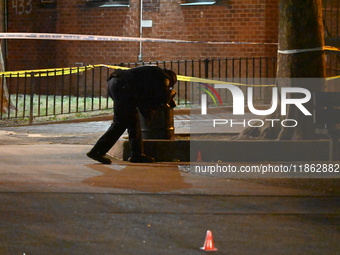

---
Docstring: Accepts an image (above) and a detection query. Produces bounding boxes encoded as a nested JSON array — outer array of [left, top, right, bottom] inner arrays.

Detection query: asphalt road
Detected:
[[0, 120, 339, 254]]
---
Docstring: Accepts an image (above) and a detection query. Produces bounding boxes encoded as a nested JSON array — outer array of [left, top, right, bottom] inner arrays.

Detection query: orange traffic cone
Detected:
[[196, 151, 203, 162], [200, 230, 218, 251]]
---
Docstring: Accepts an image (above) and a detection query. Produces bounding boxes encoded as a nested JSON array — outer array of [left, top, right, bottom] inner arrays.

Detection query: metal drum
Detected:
[[140, 105, 175, 140]]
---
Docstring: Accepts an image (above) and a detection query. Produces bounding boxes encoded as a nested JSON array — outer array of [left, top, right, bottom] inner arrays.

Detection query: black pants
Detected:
[[90, 78, 143, 156]]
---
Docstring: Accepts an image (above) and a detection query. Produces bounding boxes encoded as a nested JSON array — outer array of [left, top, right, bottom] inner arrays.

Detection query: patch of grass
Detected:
[[1, 94, 191, 126], [9, 94, 114, 117], [1, 94, 113, 125]]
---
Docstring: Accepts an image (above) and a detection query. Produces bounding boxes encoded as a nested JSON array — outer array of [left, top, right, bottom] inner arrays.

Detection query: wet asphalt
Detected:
[[0, 118, 339, 255]]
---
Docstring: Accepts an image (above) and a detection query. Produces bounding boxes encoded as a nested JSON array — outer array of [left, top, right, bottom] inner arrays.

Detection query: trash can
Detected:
[[139, 105, 175, 140]]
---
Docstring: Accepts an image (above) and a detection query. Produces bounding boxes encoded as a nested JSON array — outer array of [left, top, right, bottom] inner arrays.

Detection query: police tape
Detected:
[[0, 66, 91, 77], [0, 64, 126, 77], [278, 46, 340, 54], [0, 32, 278, 45], [0, 63, 338, 86], [176, 75, 275, 87], [102, 64, 263, 86], [325, 75, 340, 81], [0, 64, 275, 87], [3, 33, 340, 50], [323, 46, 340, 52]]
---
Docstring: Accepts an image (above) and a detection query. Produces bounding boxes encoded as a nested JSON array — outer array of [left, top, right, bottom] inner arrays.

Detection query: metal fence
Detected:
[[0, 57, 277, 123]]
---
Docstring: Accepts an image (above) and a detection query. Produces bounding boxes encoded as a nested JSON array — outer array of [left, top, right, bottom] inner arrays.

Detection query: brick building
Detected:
[[5, 0, 279, 71]]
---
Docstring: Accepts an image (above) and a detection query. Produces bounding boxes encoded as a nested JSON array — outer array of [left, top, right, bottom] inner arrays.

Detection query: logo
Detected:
[[199, 83, 312, 128], [198, 83, 223, 110]]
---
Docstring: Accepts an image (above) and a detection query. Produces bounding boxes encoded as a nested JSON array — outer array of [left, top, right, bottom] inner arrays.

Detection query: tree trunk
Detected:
[[239, 0, 326, 140]]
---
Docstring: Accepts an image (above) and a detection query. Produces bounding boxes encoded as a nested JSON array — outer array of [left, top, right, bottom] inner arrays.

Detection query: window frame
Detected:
[[85, 0, 130, 8], [180, 0, 216, 6]]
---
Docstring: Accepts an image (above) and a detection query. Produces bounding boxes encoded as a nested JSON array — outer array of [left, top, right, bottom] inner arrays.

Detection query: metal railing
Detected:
[[122, 57, 277, 105], [0, 57, 277, 123]]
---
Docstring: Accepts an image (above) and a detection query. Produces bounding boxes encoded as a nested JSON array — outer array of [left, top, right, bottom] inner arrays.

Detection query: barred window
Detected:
[[86, 0, 130, 8], [40, 0, 56, 7], [180, 0, 216, 6], [181, 0, 230, 6]]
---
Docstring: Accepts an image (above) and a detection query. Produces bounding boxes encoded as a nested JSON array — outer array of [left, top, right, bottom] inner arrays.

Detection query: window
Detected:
[[86, 0, 130, 8], [180, 0, 230, 6], [180, 0, 216, 6], [40, 0, 56, 8]]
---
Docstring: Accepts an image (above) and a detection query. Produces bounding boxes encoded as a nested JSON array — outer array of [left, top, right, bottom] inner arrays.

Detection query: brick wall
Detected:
[[7, 0, 279, 71]]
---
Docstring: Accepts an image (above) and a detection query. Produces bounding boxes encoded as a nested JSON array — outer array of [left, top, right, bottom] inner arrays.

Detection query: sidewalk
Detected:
[[0, 119, 339, 254]]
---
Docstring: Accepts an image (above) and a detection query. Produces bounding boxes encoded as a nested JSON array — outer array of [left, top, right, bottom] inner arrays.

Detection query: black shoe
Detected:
[[86, 151, 112, 164], [128, 153, 154, 163]]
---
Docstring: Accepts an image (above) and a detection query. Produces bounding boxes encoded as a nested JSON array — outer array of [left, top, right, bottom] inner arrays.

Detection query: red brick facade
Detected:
[[6, 0, 279, 71]]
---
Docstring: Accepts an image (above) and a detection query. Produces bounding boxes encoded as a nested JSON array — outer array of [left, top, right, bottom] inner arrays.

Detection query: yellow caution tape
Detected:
[[0, 63, 338, 86], [98, 64, 131, 70], [0, 64, 127, 77], [176, 75, 275, 87], [0, 65, 95, 77], [324, 46, 340, 52], [326, 75, 340, 81]]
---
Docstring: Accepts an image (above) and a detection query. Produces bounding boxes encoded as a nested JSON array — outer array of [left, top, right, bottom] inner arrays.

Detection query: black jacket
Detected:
[[107, 66, 177, 109]]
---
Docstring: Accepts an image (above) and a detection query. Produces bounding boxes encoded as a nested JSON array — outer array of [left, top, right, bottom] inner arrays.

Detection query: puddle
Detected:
[[83, 164, 193, 192]]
